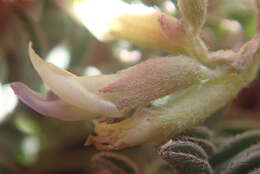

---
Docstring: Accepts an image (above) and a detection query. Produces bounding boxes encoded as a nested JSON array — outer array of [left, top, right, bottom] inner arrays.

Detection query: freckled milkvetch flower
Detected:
[[11, 0, 260, 150], [11, 43, 215, 121]]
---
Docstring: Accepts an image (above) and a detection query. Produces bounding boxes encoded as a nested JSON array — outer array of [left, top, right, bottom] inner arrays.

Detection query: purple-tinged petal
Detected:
[[11, 82, 97, 121], [28, 42, 121, 118]]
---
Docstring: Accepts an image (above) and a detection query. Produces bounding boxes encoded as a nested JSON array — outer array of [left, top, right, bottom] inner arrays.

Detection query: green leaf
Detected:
[[220, 143, 260, 174], [210, 130, 260, 168]]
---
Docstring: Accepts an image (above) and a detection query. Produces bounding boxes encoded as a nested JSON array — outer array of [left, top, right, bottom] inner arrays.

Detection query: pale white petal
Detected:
[[28, 42, 121, 118]]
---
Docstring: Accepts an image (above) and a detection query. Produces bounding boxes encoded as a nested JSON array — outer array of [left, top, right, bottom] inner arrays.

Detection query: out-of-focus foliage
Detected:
[[158, 125, 260, 174], [0, 0, 260, 173]]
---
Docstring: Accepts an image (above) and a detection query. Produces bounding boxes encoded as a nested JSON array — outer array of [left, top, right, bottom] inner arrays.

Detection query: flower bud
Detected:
[[177, 0, 208, 35], [73, 0, 193, 56]]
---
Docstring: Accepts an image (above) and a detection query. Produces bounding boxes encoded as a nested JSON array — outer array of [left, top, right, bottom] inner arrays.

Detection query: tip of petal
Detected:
[[10, 82, 46, 114], [11, 82, 30, 97], [11, 82, 98, 121]]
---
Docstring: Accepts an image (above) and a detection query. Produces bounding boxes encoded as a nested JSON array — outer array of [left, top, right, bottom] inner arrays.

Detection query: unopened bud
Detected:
[[177, 0, 208, 35]]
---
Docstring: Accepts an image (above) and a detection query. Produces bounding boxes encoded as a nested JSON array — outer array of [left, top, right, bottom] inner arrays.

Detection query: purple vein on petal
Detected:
[[11, 82, 96, 121]]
